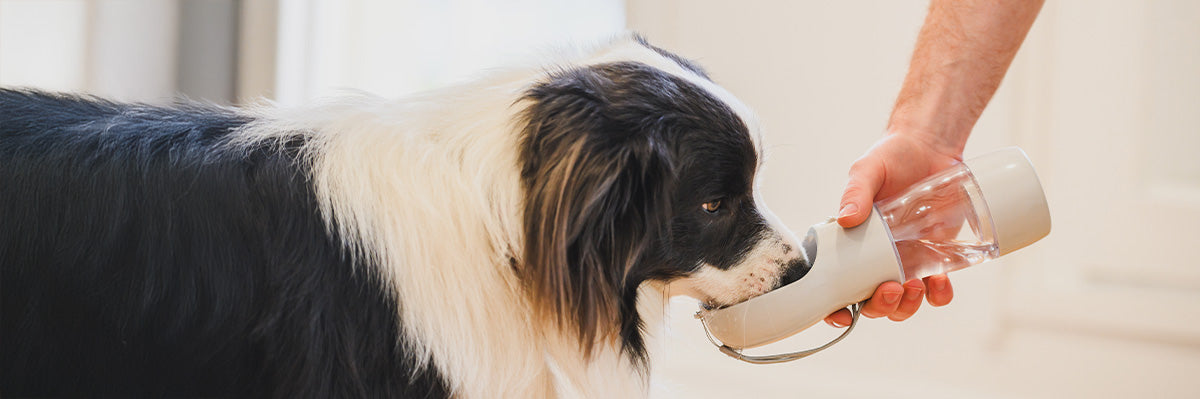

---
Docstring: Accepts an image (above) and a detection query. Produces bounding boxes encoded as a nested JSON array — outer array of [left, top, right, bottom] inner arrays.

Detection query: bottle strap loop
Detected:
[[696, 301, 863, 364]]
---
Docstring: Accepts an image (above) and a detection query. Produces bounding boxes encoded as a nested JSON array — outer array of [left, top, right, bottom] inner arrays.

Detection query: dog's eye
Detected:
[[701, 200, 722, 214]]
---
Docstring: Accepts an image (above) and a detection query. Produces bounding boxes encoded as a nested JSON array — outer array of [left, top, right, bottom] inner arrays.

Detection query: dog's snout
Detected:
[[776, 257, 810, 288]]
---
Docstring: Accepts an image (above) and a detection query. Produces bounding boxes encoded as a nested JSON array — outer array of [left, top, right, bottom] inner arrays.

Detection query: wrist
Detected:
[[883, 120, 967, 158]]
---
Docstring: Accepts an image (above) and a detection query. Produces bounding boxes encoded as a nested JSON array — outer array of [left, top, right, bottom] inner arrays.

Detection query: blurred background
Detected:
[[2, 0, 1198, 397]]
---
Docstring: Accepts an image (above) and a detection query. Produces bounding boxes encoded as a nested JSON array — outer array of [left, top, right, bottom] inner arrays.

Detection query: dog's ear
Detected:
[[518, 65, 674, 353]]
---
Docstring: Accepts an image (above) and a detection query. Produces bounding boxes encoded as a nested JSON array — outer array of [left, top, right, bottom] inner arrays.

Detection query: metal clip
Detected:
[[697, 301, 863, 364]]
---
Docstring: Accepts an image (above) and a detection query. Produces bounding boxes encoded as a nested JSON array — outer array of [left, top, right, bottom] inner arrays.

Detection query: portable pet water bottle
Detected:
[[697, 147, 1051, 363]]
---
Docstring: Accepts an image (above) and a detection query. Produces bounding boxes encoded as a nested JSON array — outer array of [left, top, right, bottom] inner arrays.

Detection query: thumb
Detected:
[[838, 158, 884, 228]]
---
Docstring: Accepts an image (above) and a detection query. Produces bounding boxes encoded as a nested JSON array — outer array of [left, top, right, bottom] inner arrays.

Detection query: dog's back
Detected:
[[0, 89, 448, 397]]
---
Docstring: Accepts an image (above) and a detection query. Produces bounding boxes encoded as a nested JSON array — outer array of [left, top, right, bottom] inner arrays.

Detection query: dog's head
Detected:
[[517, 37, 808, 358]]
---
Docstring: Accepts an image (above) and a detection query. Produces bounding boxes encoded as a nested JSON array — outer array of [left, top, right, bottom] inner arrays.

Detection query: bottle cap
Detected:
[[963, 147, 1052, 256]]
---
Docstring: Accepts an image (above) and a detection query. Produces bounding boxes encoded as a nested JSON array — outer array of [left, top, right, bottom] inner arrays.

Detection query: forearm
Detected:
[[888, 0, 1044, 156]]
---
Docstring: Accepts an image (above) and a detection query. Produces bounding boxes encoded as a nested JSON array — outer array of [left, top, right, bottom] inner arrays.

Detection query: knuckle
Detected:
[[848, 158, 873, 174], [841, 183, 867, 199]]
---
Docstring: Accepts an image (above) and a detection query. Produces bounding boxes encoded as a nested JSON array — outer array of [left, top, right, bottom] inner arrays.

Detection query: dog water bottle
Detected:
[[697, 147, 1051, 363]]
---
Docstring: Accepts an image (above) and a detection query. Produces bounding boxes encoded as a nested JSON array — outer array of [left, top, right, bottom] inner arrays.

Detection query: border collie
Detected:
[[0, 35, 809, 398]]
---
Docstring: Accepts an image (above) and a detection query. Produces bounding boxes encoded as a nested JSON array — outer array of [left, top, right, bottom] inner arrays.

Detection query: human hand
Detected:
[[824, 133, 959, 327]]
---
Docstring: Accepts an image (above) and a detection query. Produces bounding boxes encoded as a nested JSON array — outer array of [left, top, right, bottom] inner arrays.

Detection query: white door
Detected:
[[999, 0, 1200, 360]]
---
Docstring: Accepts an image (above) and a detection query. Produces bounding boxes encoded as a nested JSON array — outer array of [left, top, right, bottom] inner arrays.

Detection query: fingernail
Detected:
[[934, 278, 947, 292], [838, 203, 859, 219], [883, 291, 901, 304], [829, 320, 845, 328], [904, 287, 924, 301]]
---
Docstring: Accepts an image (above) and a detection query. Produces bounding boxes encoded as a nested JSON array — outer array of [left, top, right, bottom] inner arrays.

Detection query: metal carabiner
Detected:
[[697, 301, 863, 364]]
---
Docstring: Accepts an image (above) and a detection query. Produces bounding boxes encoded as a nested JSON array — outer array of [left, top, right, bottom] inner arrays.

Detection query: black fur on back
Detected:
[[0, 89, 449, 398]]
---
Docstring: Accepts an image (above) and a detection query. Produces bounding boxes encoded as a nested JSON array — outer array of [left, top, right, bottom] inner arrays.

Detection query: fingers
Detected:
[[923, 274, 954, 306], [860, 281, 904, 318], [826, 278, 940, 328], [824, 308, 853, 328], [888, 279, 926, 321], [838, 157, 885, 228]]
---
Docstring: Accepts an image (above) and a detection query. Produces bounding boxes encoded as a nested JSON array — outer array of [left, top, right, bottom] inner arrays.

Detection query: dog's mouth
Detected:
[[694, 257, 811, 312], [777, 257, 811, 287]]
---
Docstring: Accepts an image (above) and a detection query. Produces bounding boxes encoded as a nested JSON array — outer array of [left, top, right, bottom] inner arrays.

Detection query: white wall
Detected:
[[1, 0, 242, 103], [85, 0, 179, 102], [629, 1, 1200, 398], [273, 0, 626, 105], [0, 0, 88, 91]]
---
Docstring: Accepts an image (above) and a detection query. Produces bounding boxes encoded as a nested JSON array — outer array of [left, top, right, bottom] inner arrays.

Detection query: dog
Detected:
[[0, 35, 809, 398]]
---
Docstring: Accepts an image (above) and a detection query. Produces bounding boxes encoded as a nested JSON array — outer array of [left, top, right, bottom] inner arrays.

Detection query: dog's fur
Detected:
[[0, 35, 809, 398]]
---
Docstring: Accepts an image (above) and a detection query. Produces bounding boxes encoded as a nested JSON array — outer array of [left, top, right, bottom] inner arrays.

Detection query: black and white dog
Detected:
[[0, 35, 809, 398]]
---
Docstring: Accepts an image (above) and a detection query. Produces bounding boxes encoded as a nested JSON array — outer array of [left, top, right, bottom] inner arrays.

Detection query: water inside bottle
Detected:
[[896, 239, 998, 281], [875, 163, 1001, 281]]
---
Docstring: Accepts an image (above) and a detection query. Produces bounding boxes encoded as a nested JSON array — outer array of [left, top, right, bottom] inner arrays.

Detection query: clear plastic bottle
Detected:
[[874, 163, 1000, 281]]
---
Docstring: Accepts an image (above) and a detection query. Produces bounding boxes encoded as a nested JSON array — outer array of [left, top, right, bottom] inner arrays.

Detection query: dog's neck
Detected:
[[537, 283, 667, 398]]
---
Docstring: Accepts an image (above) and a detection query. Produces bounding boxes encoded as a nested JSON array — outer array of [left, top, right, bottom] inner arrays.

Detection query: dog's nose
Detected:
[[776, 257, 810, 288]]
